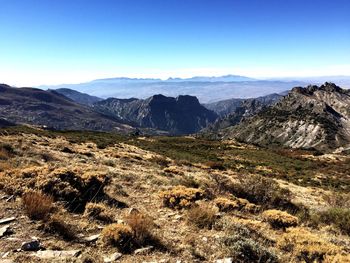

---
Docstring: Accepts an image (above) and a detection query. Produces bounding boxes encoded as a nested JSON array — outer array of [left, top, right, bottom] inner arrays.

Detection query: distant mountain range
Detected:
[[204, 82, 350, 152], [40, 75, 350, 103]]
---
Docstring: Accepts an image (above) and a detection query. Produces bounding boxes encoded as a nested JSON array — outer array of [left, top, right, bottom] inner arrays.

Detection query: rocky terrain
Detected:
[[0, 126, 349, 262], [206, 83, 350, 152], [0, 84, 134, 133], [93, 95, 218, 135]]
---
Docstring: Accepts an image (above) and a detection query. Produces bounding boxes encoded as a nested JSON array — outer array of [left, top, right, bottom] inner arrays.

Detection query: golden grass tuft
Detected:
[[277, 227, 341, 262], [22, 190, 54, 220], [262, 209, 299, 229], [100, 223, 134, 252], [159, 186, 205, 209], [44, 214, 77, 241], [214, 197, 240, 212], [187, 203, 218, 229], [124, 212, 156, 247]]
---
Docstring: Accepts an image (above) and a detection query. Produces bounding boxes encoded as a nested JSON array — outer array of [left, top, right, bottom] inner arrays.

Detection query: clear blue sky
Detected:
[[0, 0, 349, 85]]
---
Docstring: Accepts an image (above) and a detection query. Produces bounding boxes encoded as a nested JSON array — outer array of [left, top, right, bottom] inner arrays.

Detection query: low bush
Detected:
[[262, 209, 299, 229], [314, 208, 350, 235], [159, 186, 205, 209], [124, 212, 157, 247], [277, 227, 340, 262], [214, 197, 260, 213], [187, 203, 218, 229], [100, 224, 134, 252], [44, 214, 77, 241], [84, 202, 114, 222], [204, 161, 225, 170], [22, 190, 54, 220]]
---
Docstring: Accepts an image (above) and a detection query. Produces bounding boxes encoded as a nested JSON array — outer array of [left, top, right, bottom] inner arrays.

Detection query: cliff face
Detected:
[[93, 94, 218, 135], [209, 83, 350, 152]]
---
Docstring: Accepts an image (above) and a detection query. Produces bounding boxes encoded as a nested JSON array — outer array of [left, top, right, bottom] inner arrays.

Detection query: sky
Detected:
[[0, 0, 349, 86]]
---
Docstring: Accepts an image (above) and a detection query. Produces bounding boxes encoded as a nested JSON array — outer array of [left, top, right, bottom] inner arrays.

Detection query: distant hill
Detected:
[[93, 94, 218, 135], [53, 88, 102, 105], [41, 76, 306, 103], [209, 83, 350, 152], [204, 93, 283, 117], [0, 84, 134, 133]]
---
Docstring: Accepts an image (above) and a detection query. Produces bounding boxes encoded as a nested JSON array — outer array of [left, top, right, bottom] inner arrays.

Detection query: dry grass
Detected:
[[159, 185, 205, 209], [124, 212, 157, 247], [214, 196, 260, 213], [262, 209, 299, 229], [100, 223, 134, 252], [44, 214, 78, 241], [277, 227, 341, 262], [187, 203, 218, 229], [22, 190, 54, 220], [84, 202, 114, 222]]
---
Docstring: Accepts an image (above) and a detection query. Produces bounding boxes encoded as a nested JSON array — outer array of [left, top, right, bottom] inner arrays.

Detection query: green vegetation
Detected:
[[2, 126, 350, 192]]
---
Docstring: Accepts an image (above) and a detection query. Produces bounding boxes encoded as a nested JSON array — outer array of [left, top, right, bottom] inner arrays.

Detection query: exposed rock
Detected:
[[32, 250, 81, 259], [93, 94, 218, 135], [21, 239, 40, 251], [134, 246, 154, 255], [0, 217, 15, 225], [81, 234, 100, 243], [209, 83, 350, 152], [0, 225, 12, 238], [103, 252, 122, 262], [215, 258, 233, 263]]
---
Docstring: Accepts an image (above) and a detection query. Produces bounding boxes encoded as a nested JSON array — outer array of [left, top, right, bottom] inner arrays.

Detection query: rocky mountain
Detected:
[[204, 93, 283, 117], [0, 84, 134, 132], [93, 94, 218, 135], [53, 88, 103, 105], [212, 83, 350, 152], [202, 93, 283, 134]]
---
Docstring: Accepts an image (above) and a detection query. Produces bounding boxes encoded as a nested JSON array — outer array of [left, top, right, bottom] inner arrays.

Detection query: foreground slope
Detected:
[[215, 83, 350, 152], [0, 84, 134, 133], [0, 127, 349, 262]]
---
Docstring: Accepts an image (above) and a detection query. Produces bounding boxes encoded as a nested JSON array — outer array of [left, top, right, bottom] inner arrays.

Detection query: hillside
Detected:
[[0, 84, 134, 133], [93, 94, 218, 135], [53, 88, 103, 106], [215, 83, 350, 152], [0, 126, 349, 262]]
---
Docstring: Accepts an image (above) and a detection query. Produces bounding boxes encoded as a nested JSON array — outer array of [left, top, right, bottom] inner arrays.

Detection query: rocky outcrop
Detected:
[[208, 83, 350, 152], [93, 94, 218, 135]]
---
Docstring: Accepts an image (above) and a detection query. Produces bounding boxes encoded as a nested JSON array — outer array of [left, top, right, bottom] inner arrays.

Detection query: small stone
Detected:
[[81, 234, 100, 243], [103, 252, 122, 262], [21, 240, 40, 251], [32, 250, 81, 259], [174, 215, 182, 220], [134, 246, 153, 255], [216, 258, 233, 263], [202, 237, 208, 242], [0, 225, 12, 238], [0, 217, 16, 225]]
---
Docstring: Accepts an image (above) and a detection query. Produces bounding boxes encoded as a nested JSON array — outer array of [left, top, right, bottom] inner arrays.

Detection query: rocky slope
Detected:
[[0, 84, 134, 133], [215, 83, 350, 152], [93, 94, 218, 135]]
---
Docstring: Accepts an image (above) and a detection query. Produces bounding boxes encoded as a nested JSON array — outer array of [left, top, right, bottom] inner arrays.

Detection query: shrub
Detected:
[[262, 209, 299, 229], [214, 197, 260, 213], [277, 227, 340, 262], [204, 161, 225, 170], [159, 186, 205, 209], [44, 214, 77, 241], [100, 224, 134, 252], [22, 190, 54, 220], [124, 212, 156, 247], [84, 202, 113, 222], [314, 208, 350, 235], [150, 156, 171, 167], [0, 143, 15, 160], [187, 203, 218, 229], [231, 174, 301, 213]]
